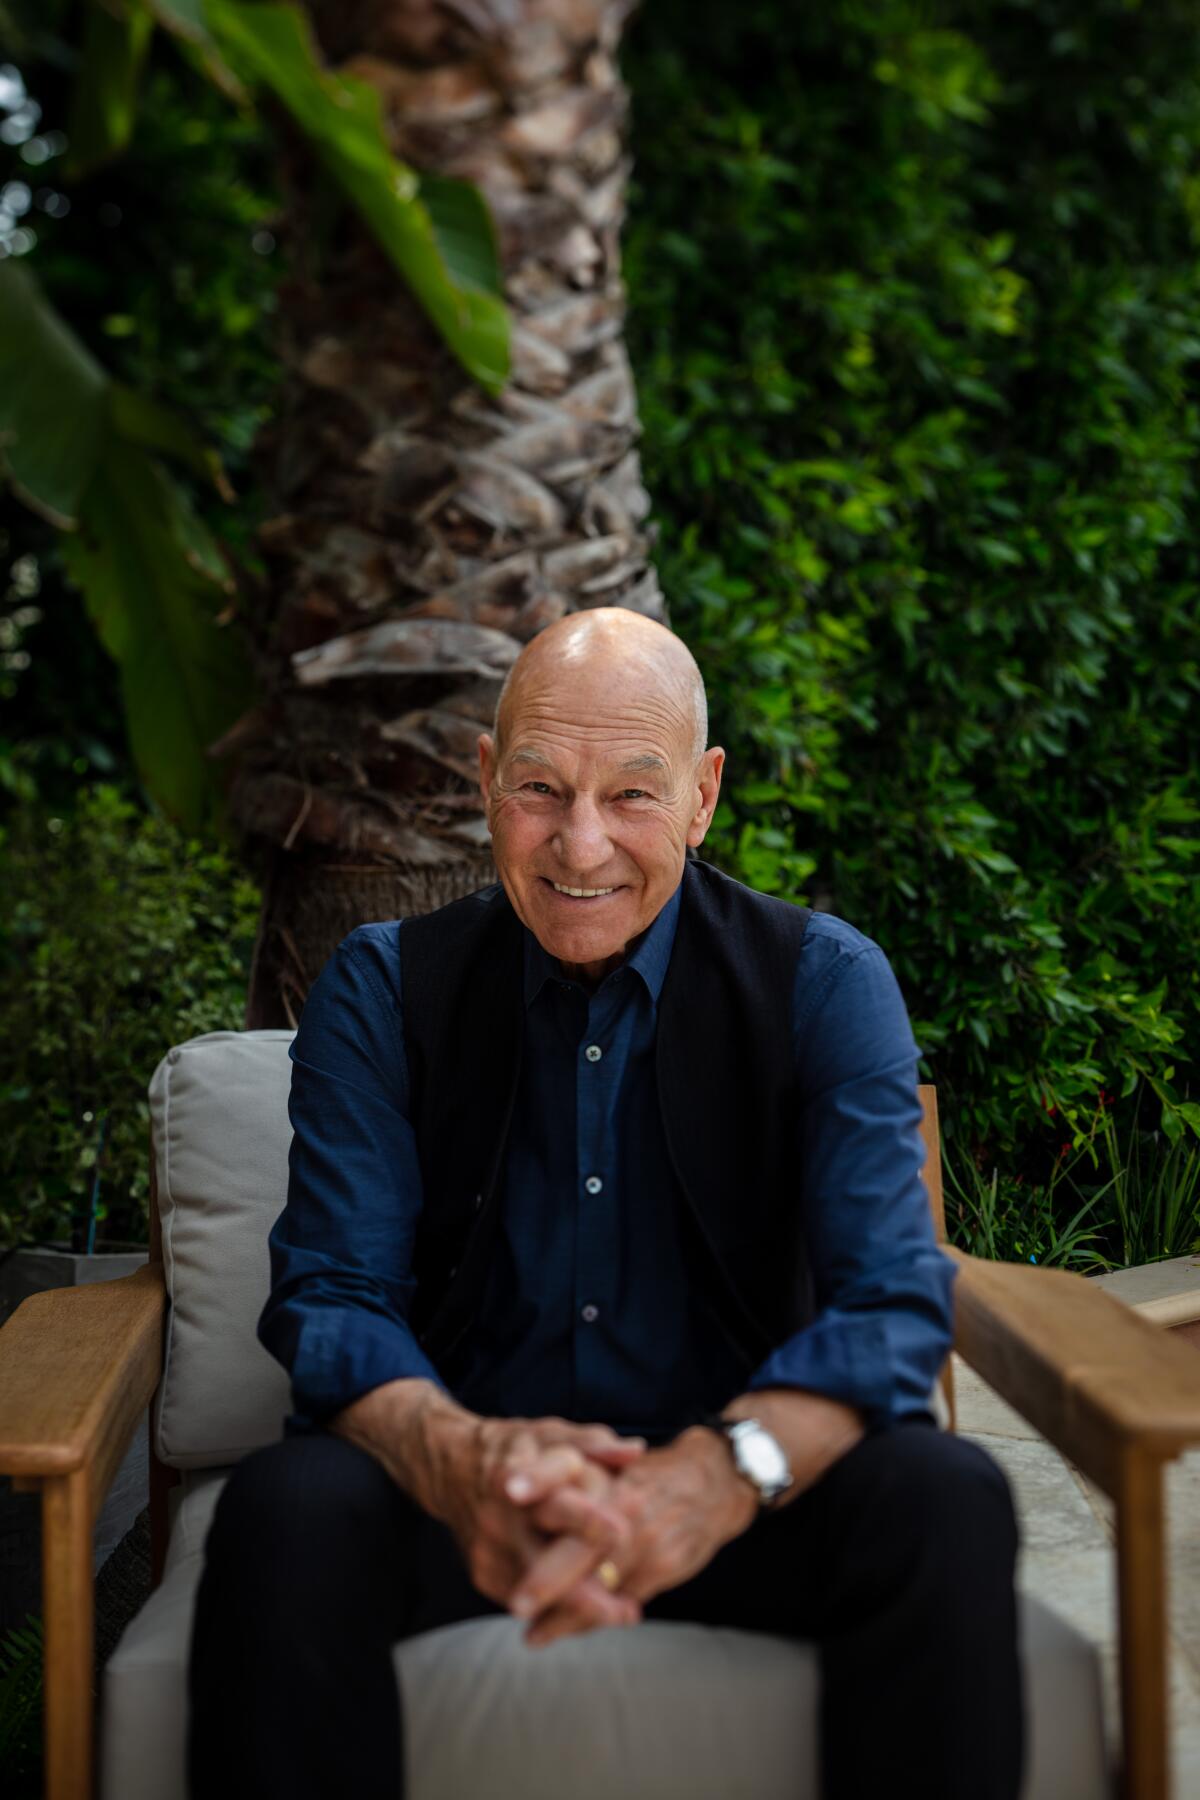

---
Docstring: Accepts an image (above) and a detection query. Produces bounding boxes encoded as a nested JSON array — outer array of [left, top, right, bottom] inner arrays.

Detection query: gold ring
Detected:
[[596, 1559, 621, 1593]]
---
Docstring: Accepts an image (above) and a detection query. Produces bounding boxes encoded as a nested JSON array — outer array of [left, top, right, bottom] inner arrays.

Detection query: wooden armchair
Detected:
[[1, 1080, 1198, 1800]]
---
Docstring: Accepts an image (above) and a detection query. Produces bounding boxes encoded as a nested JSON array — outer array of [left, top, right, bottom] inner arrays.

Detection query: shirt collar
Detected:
[[522, 879, 682, 1008]]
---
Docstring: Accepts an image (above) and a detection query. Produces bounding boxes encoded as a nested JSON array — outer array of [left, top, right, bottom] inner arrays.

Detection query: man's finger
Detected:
[[463, 1506, 543, 1603], [486, 1428, 541, 1485], [525, 1578, 642, 1649], [508, 1530, 608, 1621], [527, 1419, 647, 1464], [558, 1422, 647, 1456], [504, 1429, 541, 1463], [570, 1434, 647, 1468], [528, 1484, 631, 1547], [499, 1444, 588, 1503]]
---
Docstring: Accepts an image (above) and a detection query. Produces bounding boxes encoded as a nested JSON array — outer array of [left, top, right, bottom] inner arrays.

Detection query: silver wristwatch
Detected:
[[705, 1415, 794, 1507]]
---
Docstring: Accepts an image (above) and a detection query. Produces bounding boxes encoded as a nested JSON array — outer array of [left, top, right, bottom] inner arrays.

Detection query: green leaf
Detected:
[[1161, 1103, 1183, 1144], [147, 0, 248, 96], [974, 849, 1019, 874], [420, 173, 503, 300], [64, 0, 156, 180], [201, 1, 509, 391], [60, 439, 254, 832], [1174, 1102, 1200, 1141], [148, 0, 213, 40], [0, 261, 107, 527], [109, 384, 233, 497]]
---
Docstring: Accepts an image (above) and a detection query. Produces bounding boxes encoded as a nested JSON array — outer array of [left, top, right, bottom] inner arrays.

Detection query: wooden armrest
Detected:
[[0, 1264, 165, 1517], [950, 1248, 1200, 1496]]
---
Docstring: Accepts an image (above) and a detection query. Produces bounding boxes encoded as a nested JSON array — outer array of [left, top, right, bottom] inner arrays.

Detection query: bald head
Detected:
[[493, 609, 708, 767]]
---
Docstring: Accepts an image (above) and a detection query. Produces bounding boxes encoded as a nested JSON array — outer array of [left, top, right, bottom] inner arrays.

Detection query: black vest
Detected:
[[399, 858, 815, 1371]]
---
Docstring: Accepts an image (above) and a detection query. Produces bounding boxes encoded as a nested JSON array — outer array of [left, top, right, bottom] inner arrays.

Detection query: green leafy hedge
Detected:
[[0, 787, 259, 1251], [625, 0, 1200, 1187]]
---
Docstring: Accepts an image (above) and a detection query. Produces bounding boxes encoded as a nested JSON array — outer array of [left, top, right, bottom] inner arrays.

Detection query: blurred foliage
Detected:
[[625, 0, 1200, 1186], [0, 42, 281, 545], [0, 785, 259, 1251], [0, 1612, 41, 1798], [0, 505, 127, 814], [0, 35, 281, 818]]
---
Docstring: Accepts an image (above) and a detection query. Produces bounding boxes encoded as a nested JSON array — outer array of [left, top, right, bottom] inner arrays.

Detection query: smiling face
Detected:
[[478, 612, 724, 985]]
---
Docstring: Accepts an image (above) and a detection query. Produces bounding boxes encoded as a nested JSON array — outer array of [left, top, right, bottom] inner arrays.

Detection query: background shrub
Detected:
[[625, 0, 1200, 1217], [0, 1614, 42, 1799], [0, 787, 260, 1252]]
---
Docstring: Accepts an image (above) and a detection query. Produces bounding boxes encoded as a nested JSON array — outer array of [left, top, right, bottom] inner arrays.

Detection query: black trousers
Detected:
[[187, 1417, 1022, 1799]]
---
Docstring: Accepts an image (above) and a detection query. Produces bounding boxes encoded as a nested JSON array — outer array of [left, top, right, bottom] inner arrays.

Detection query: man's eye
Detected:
[[525, 781, 553, 795], [620, 789, 648, 801]]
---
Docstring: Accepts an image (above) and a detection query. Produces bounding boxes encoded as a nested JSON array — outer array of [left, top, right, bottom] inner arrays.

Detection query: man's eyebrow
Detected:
[[505, 747, 667, 777], [508, 748, 555, 770]]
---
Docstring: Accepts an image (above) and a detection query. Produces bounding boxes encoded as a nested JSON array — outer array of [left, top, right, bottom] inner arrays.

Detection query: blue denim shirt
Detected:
[[259, 887, 956, 1436]]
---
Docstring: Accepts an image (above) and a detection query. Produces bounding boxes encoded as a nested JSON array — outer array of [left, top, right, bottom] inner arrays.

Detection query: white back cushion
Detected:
[[148, 1031, 296, 1469]]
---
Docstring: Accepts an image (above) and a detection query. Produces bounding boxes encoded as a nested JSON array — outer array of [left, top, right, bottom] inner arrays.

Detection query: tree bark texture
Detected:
[[231, 0, 663, 1026]]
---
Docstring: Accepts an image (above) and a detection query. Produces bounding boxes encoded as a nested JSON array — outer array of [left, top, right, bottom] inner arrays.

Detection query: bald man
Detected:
[[188, 611, 1022, 1799]]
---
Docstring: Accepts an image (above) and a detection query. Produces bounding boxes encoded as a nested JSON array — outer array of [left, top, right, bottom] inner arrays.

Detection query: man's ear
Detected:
[[478, 733, 496, 805], [686, 746, 725, 848]]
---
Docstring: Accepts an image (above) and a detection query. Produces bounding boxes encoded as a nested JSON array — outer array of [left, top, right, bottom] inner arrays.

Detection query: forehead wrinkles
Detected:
[[501, 683, 692, 757]]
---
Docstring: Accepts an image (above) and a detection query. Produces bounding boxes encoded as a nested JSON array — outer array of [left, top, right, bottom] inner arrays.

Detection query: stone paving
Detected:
[[954, 1353, 1200, 1797]]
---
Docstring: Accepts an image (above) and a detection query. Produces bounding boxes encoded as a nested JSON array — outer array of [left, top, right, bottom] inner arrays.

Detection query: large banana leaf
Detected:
[[61, 440, 254, 834], [0, 262, 255, 832], [109, 385, 234, 498], [0, 261, 106, 528]]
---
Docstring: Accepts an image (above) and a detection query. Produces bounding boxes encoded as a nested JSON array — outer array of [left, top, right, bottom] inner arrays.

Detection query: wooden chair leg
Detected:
[[41, 1469, 94, 1800], [1115, 1448, 1169, 1800]]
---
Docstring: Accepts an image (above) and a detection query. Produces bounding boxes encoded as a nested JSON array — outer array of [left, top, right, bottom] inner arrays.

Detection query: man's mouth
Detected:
[[547, 881, 617, 898]]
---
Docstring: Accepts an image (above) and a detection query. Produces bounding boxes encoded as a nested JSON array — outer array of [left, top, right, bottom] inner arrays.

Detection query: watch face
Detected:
[[731, 1422, 791, 1498], [740, 1431, 790, 1487]]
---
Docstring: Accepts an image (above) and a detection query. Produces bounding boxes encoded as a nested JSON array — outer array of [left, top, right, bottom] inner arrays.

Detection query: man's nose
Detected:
[[554, 795, 612, 871]]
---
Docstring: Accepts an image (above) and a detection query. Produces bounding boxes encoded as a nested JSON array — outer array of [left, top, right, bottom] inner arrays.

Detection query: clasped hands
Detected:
[[335, 1379, 862, 1651], [442, 1415, 759, 1650]]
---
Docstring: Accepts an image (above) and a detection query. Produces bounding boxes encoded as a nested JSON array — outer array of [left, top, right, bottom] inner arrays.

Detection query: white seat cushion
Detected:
[[100, 1470, 1113, 1800]]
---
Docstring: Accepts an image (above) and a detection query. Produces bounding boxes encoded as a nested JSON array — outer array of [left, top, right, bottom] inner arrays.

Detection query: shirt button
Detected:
[[580, 1304, 599, 1324], [585, 1043, 603, 1063], [584, 1175, 603, 1195]]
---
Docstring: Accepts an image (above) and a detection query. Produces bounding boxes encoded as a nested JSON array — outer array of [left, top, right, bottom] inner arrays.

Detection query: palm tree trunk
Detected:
[[234, 0, 662, 1026]]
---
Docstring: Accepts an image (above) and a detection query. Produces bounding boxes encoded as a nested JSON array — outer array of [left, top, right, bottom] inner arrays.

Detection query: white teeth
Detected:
[[552, 883, 614, 897]]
